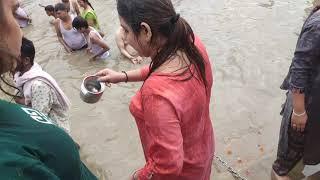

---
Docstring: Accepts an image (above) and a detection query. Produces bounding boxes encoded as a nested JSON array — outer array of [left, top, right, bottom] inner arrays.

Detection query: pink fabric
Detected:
[[14, 63, 71, 110], [129, 36, 214, 180]]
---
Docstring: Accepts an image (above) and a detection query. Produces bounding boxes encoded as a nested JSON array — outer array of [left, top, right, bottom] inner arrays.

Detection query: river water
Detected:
[[5, 0, 316, 179]]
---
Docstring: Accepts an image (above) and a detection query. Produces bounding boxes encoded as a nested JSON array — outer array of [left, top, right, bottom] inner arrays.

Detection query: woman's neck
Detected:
[[154, 51, 190, 74]]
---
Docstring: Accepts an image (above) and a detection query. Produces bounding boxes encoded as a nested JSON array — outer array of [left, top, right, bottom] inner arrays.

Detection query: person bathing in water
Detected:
[[72, 16, 110, 61], [54, 3, 87, 53], [116, 27, 144, 64], [61, 0, 80, 19], [14, 0, 32, 28], [77, 0, 100, 30], [77, 0, 104, 37], [40, 5, 57, 25], [0, 0, 96, 178]]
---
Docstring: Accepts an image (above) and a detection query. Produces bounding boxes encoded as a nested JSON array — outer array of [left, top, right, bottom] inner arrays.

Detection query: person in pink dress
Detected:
[[95, 0, 214, 179]]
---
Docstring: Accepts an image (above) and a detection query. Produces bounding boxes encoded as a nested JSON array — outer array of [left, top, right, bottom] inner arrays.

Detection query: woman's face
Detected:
[[0, 0, 23, 74], [77, 0, 85, 8], [119, 17, 152, 57]]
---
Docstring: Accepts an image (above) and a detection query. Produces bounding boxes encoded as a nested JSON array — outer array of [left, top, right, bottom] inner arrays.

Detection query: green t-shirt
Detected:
[[81, 9, 100, 30], [0, 100, 97, 180]]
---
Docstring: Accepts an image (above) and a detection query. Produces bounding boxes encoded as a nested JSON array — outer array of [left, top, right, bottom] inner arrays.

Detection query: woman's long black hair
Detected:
[[117, 0, 208, 87]]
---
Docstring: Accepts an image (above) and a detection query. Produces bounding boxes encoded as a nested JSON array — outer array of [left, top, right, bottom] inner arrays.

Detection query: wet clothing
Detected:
[[15, 7, 29, 28], [273, 10, 320, 175], [81, 9, 100, 30], [87, 27, 110, 59], [129, 36, 214, 180], [59, 19, 87, 50], [0, 100, 97, 179]]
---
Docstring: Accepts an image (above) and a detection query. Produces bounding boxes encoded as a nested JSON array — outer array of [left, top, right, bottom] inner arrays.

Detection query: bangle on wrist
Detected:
[[293, 109, 306, 117], [122, 71, 128, 83]]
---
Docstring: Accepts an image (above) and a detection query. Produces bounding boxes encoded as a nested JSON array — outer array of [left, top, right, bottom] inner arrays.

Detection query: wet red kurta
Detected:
[[130, 37, 214, 180]]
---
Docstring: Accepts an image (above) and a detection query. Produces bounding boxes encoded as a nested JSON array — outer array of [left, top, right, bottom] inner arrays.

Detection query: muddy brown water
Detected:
[[1, 0, 318, 179]]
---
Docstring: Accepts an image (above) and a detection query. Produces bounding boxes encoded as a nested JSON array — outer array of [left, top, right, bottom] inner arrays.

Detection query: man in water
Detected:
[[116, 27, 144, 64], [14, 37, 71, 134], [54, 3, 87, 52], [0, 1, 95, 178]]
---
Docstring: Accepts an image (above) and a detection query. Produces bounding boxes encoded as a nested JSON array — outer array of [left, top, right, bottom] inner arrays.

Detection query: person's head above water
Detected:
[[45, 5, 55, 16], [0, 0, 23, 75], [116, 0, 207, 85], [77, 0, 94, 10], [15, 37, 35, 73], [55, 3, 69, 20], [72, 16, 89, 33]]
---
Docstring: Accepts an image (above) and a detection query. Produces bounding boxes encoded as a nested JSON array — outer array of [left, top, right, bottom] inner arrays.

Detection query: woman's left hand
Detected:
[[291, 110, 308, 132]]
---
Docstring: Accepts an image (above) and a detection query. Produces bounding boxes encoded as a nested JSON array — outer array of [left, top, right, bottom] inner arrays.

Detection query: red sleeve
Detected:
[[136, 95, 184, 180]]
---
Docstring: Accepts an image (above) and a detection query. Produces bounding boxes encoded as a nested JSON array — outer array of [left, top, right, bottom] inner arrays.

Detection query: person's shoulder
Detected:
[[53, 18, 61, 28], [304, 11, 320, 29], [0, 100, 56, 126], [52, 18, 59, 25]]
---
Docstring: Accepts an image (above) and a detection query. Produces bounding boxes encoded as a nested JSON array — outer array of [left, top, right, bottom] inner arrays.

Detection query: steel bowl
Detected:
[[80, 75, 105, 104]]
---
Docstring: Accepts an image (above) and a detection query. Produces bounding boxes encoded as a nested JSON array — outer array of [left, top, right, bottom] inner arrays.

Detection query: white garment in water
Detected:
[[15, 7, 28, 28], [59, 19, 87, 50], [88, 27, 110, 59]]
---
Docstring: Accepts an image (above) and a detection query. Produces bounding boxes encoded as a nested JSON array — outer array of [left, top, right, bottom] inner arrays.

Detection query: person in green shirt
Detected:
[[77, 0, 100, 31], [0, 0, 97, 179]]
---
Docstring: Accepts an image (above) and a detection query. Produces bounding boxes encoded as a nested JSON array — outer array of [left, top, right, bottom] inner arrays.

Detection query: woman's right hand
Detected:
[[95, 68, 126, 84]]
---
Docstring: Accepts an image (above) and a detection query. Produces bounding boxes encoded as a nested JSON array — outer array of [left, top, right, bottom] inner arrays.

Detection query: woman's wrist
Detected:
[[293, 109, 306, 117], [121, 71, 128, 83]]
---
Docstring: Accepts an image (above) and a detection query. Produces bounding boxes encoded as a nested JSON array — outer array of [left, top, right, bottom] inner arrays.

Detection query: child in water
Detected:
[[72, 16, 110, 61], [42, 5, 57, 24]]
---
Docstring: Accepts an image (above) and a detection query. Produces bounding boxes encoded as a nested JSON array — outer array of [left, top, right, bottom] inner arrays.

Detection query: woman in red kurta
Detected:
[[95, 0, 214, 179]]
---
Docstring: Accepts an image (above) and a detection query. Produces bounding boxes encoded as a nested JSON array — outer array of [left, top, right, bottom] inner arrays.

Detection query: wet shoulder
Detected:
[[141, 73, 200, 103]]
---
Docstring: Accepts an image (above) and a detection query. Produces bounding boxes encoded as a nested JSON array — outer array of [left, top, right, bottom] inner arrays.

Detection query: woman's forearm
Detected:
[[292, 92, 306, 113], [125, 68, 146, 82]]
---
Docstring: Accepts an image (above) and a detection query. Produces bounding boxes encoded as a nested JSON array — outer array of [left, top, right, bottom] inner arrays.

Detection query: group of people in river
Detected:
[[16, 0, 144, 63], [10, 0, 146, 141], [1, 0, 320, 179]]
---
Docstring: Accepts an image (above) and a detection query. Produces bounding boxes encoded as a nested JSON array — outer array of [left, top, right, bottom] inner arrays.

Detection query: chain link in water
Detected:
[[214, 155, 248, 180]]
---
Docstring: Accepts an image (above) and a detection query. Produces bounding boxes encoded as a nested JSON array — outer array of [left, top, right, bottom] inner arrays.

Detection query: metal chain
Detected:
[[213, 155, 248, 180]]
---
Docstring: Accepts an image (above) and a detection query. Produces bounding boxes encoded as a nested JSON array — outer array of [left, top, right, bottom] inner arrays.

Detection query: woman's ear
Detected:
[[140, 22, 152, 43]]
